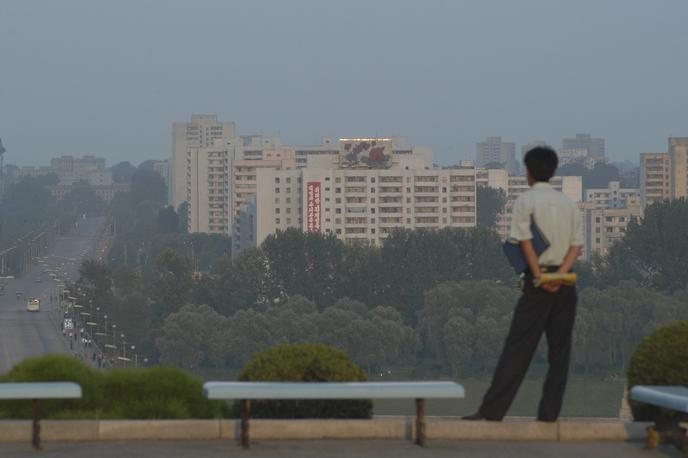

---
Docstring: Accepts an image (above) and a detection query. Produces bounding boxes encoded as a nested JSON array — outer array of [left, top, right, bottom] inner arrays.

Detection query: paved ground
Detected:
[[0, 217, 103, 374], [0, 440, 682, 458]]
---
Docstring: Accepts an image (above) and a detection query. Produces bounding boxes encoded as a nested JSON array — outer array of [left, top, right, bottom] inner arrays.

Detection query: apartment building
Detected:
[[186, 145, 230, 234], [231, 149, 297, 251], [640, 153, 671, 207], [476, 137, 518, 174], [669, 137, 688, 199], [255, 162, 476, 247], [171, 115, 235, 208], [582, 195, 643, 259], [562, 134, 605, 158], [585, 181, 640, 209]]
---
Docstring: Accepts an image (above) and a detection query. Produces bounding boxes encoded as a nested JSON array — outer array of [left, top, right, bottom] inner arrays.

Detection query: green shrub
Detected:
[[0, 356, 224, 419], [0, 354, 104, 419], [627, 321, 688, 424], [236, 343, 372, 419], [101, 367, 222, 419]]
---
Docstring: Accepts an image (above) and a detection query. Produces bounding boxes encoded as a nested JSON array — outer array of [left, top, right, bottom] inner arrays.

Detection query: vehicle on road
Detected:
[[27, 298, 40, 312]]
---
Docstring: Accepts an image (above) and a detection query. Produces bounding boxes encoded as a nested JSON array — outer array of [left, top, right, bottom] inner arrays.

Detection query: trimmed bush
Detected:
[[627, 321, 688, 424], [236, 343, 372, 419], [0, 354, 105, 419], [0, 355, 224, 419], [102, 367, 222, 419]]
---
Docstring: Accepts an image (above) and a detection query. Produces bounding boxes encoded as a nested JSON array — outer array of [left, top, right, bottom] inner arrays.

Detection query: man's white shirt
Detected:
[[509, 182, 583, 266]]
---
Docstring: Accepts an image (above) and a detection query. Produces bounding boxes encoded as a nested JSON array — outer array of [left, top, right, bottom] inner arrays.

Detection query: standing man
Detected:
[[464, 146, 583, 422]]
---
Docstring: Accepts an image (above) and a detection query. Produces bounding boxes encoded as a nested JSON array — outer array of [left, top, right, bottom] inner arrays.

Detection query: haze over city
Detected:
[[2, 0, 688, 166]]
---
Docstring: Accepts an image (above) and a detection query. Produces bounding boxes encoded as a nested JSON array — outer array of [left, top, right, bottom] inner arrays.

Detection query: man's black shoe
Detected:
[[461, 411, 485, 421]]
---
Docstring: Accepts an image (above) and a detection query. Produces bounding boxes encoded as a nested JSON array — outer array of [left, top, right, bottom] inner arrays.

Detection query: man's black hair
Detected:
[[523, 146, 558, 182]]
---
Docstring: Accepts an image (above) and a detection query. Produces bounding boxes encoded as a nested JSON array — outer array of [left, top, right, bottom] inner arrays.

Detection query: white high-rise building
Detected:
[[255, 162, 476, 247], [171, 115, 235, 209]]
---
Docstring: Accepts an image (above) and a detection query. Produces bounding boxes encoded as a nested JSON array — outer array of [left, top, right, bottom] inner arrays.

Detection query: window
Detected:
[[336, 188, 341, 193], [286, 198, 291, 204], [275, 218, 280, 224], [371, 228, 376, 234], [286, 208, 291, 214], [336, 198, 341, 204], [371, 177, 376, 183], [275, 208, 280, 214], [275, 177, 280, 184], [336, 208, 341, 214], [275, 198, 280, 204], [370, 187, 375, 193], [336, 228, 342, 234], [286, 177, 291, 183], [371, 208, 376, 214], [275, 188, 280, 193]]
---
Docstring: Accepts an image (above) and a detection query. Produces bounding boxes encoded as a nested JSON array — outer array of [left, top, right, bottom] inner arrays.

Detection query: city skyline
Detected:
[[2, 1, 688, 166]]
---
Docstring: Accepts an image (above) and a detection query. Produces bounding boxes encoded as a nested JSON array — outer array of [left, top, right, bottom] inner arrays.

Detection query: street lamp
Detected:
[[131, 345, 137, 368]]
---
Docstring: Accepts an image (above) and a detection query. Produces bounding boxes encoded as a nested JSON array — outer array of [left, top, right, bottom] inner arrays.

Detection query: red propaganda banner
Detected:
[[307, 181, 321, 232]]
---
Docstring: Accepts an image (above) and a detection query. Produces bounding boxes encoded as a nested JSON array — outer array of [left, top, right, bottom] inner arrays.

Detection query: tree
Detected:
[[60, 181, 106, 217], [130, 169, 167, 207], [602, 199, 688, 292], [152, 249, 192, 319], [156, 206, 179, 234], [476, 186, 507, 229], [111, 162, 137, 184], [558, 162, 620, 190], [156, 304, 227, 369]]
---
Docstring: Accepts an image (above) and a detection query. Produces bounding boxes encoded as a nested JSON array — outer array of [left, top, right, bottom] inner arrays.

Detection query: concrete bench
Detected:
[[630, 385, 688, 453], [203, 381, 464, 448], [0, 382, 82, 449]]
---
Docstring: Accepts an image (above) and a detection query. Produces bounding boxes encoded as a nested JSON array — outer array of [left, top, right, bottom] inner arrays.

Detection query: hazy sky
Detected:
[[1, 0, 687, 167]]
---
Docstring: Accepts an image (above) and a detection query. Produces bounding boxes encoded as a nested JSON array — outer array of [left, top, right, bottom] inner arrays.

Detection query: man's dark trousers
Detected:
[[478, 277, 577, 421]]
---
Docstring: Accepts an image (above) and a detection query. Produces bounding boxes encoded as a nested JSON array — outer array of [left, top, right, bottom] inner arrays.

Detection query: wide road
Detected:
[[0, 217, 104, 375]]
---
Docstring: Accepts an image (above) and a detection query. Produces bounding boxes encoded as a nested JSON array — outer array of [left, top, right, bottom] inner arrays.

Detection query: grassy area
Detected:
[[373, 378, 625, 418]]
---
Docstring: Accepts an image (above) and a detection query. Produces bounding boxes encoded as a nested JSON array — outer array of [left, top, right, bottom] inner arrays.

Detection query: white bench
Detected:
[[630, 385, 688, 453], [0, 382, 82, 449], [203, 381, 465, 447]]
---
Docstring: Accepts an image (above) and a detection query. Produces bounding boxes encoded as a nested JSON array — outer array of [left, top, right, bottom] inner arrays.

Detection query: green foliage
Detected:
[[558, 162, 621, 190], [102, 367, 222, 419], [602, 199, 688, 292], [0, 355, 105, 418], [627, 321, 688, 424], [236, 343, 372, 419], [476, 185, 507, 229], [0, 355, 223, 419], [418, 281, 517, 375], [130, 169, 167, 207], [111, 161, 137, 184], [572, 283, 687, 374]]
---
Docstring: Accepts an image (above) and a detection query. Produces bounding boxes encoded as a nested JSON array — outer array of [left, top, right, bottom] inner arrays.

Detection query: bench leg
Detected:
[[415, 398, 425, 447], [645, 426, 661, 449], [240, 400, 251, 449], [32, 399, 41, 450]]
